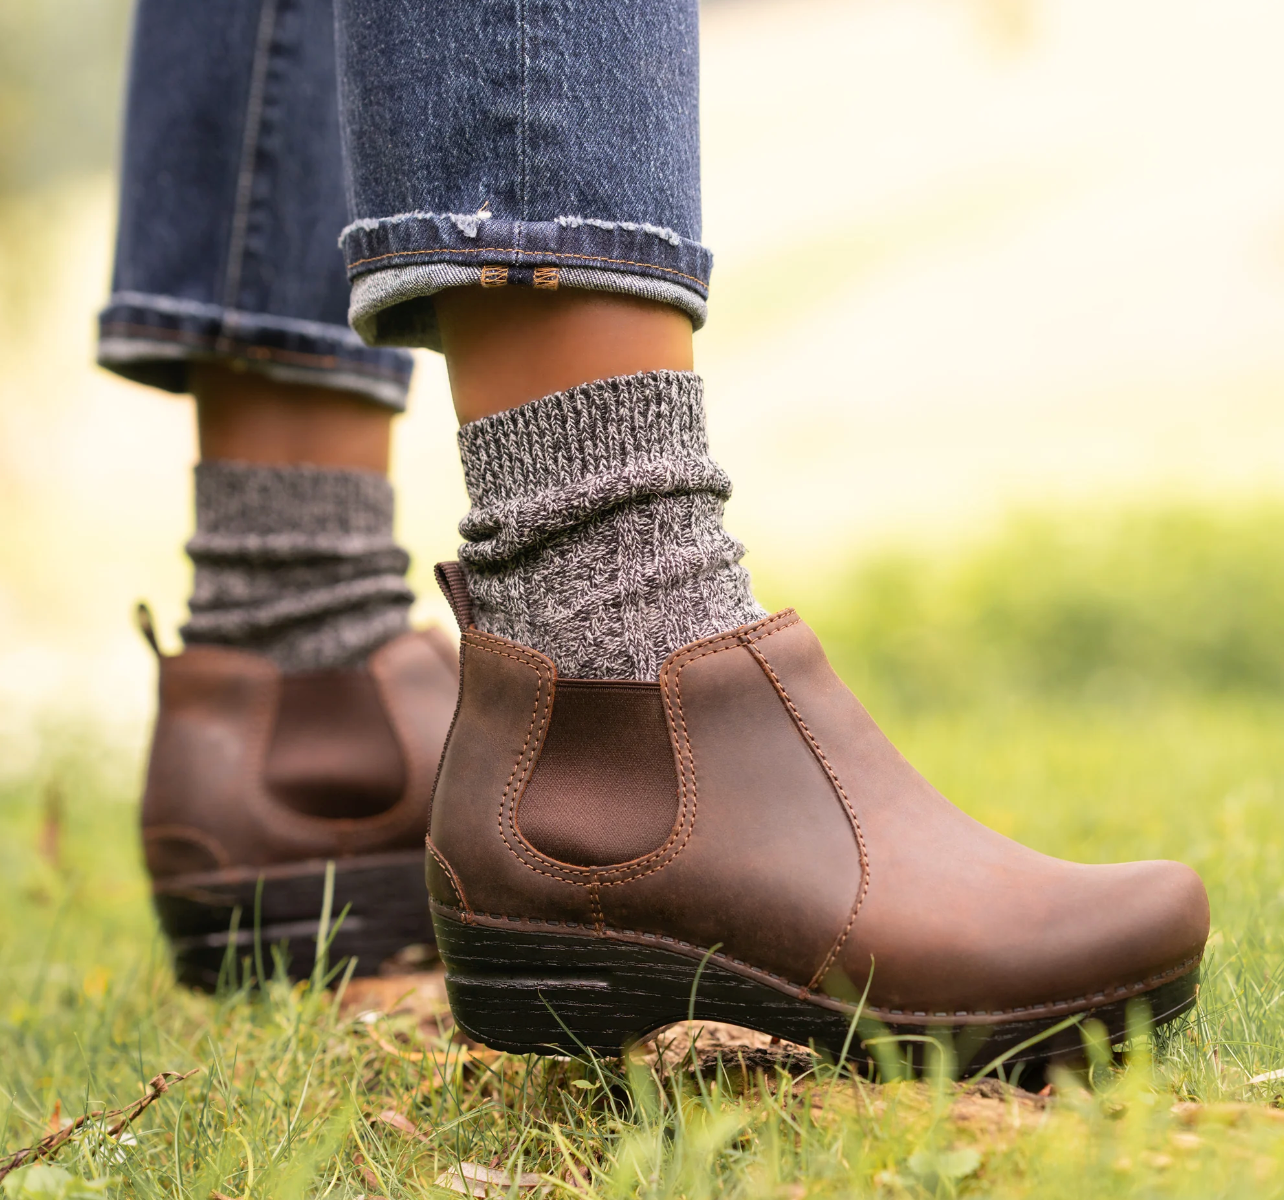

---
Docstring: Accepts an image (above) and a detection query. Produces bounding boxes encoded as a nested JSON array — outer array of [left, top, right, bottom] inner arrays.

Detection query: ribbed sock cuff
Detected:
[[456, 371, 765, 679], [183, 461, 413, 671]]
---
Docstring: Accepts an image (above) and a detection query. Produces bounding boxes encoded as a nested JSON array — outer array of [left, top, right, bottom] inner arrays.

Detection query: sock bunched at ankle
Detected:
[[457, 369, 767, 680], [182, 461, 414, 672]]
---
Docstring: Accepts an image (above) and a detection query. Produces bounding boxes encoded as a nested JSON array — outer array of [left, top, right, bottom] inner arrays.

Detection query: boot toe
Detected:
[[843, 853, 1210, 1020]]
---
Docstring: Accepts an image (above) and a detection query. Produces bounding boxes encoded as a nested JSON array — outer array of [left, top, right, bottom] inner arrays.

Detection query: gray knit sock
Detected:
[[457, 370, 767, 680], [182, 461, 414, 672]]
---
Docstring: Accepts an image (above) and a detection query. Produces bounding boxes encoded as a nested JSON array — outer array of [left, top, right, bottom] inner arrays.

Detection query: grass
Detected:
[[8, 504, 1284, 1197]]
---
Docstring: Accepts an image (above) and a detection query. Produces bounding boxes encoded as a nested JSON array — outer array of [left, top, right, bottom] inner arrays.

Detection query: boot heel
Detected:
[[432, 908, 855, 1056], [433, 909, 1203, 1071], [433, 914, 651, 1054], [155, 850, 434, 990]]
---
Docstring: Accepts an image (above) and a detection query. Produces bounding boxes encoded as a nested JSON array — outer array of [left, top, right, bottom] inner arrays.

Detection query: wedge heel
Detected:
[[433, 908, 1200, 1074], [154, 850, 434, 990]]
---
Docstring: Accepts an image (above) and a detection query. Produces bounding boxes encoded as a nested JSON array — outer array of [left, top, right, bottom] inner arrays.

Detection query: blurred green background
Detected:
[[5, 0, 1284, 757]]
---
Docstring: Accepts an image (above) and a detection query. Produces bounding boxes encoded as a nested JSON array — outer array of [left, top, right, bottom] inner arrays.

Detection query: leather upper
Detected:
[[142, 628, 458, 880], [428, 610, 1210, 1024]]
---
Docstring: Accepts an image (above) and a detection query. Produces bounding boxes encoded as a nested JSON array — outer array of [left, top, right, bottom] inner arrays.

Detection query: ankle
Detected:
[[436, 286, 693, 424], [193, 364, 394, 473], [456, 370, 763, 679]]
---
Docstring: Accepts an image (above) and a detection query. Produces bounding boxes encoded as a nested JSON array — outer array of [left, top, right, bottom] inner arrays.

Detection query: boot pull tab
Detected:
[[434, 561, 475, 633], [135, 601, 163, 658]]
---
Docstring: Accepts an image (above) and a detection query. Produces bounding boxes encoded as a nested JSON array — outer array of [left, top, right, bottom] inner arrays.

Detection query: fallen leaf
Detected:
[[434, 1162, 544, 1196], [1249, 1068, 1284, 1085], [377, 1109, 432, 1143]]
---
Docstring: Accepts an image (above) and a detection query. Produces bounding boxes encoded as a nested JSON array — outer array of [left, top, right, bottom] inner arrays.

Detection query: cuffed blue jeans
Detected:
[[97, 0, 709, 411]]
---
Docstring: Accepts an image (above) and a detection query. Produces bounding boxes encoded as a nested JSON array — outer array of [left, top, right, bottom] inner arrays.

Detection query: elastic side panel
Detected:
[[516, 680, 679, 866], [265, 667, 406, 818]]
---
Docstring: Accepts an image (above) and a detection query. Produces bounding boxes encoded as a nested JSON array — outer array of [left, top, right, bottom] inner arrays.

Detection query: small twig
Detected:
[[0, 1069, 200, 1182], [38, 780, 63, 872]]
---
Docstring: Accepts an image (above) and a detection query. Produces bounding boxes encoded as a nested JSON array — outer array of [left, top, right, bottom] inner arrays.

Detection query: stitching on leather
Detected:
[[477, 635, 694, 884], [743, 639, 871, 992], [589, 881, 604, 935], [425, 836, 472, 917], [461, 633, 603, 904], [366, 648, 431, 837], [597, 610, 802, 890], [431, 901, 1204, 1022], [473, 637, 558, 877], [345, 244, 708, 289], [462, 613, 800, 891], [142, 824, 233, 870]]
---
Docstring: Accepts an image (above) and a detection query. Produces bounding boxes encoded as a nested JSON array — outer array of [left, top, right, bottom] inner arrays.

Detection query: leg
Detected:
[[435, 288, 692, 424], [336, 0, 757, 678], [334, 1, 1209, 1062], [102, 0, 416, 671], [193, 364, 392, 472], [101, 0, 456, 986]]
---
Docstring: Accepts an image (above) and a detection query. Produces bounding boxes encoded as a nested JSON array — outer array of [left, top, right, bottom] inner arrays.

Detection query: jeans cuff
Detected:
[[97, 291, 414, 410], [339, 214, 712, 350]]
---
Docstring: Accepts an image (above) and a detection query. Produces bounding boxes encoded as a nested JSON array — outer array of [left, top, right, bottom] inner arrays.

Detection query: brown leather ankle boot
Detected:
[[138, 610, 458, 990], [426, 579, 1209, 1074]]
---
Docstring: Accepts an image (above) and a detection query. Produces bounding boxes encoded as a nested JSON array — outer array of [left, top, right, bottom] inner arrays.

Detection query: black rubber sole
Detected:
[[434, 909, 1199, 1076], [153, 850, 434, 991]]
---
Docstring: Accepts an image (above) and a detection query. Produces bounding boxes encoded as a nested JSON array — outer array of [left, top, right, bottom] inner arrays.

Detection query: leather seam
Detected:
[[425, 836, 472, 918], [589, 881, 604, 935], [600, 610, 803, 889], [743, 640, 871, 993], [474, 637, 564, 885], [141, 824, 234, 871], [365, 647, 432, 836], [475, 640, 696, 885], [425, 632, 466, 834], [462, 633, 602, 907], [431, 902, 1203, 1022], [463, 612, 800, 892]]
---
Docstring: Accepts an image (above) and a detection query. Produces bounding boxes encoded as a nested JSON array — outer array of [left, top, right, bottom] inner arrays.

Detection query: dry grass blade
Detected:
[[434, 1162, 545, 1197], [0, 1068, 200, 1183]]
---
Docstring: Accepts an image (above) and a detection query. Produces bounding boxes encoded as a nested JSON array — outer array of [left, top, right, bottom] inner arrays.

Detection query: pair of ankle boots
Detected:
[[141, 568, 1209, 1073]]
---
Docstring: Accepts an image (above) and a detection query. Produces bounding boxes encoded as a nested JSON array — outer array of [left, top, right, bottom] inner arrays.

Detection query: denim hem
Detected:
[[348, 263, 707, 350], [97, 291, 413, 410], [340, 214, 711, 332]]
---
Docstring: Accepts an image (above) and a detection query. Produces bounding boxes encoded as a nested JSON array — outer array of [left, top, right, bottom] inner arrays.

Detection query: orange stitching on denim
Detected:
[[344, 244, 708, 289], [533, 267, 560, 289], [480, 265, 510, 287]]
